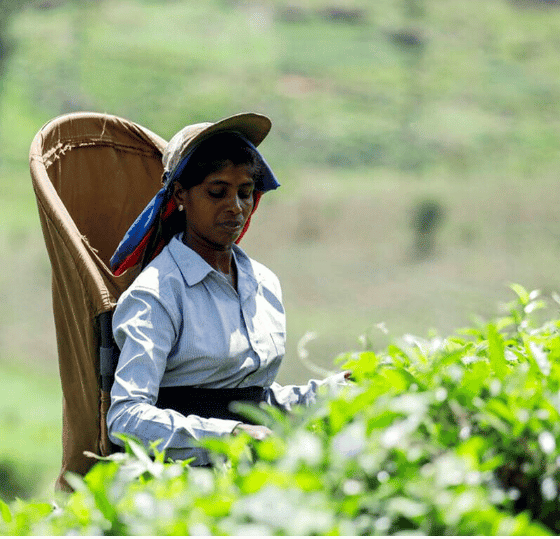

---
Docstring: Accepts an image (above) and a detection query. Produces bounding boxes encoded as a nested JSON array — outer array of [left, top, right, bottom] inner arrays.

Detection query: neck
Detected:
[[181, 232, 235, 274]]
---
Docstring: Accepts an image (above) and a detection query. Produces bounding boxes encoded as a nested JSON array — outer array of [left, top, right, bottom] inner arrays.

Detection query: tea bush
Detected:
[[1, 285, 559, 535]]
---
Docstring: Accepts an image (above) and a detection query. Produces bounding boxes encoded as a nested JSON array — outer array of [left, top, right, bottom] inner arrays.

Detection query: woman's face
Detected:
[[173, 162, 255, 252]]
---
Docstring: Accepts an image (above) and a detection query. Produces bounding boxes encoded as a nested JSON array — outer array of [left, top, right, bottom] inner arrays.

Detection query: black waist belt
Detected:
[[156, 385, 267, 424]]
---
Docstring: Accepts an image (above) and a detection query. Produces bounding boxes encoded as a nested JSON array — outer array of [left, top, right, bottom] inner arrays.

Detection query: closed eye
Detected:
[[238, 187, 254, 199], [208, 188, 227, 199], [207, 187, 253, 200]]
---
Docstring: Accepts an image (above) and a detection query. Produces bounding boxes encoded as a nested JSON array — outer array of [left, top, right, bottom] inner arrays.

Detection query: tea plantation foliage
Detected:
[[2, 285, 560, 535]]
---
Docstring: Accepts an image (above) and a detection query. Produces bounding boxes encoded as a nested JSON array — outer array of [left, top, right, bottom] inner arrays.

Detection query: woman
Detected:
[[107, 113, 349, 464]]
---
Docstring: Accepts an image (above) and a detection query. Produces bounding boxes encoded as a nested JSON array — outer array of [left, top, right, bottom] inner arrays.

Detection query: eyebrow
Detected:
[[207, 179, 255, 187]]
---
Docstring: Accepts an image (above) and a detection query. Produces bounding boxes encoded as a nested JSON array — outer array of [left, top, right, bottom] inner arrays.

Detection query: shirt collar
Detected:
[[233, 244, 259, 302], [167, 234, 258, 295]]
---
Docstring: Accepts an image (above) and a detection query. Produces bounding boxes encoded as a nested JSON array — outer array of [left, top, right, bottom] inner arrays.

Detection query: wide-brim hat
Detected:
[[162, 112, 272, 188]]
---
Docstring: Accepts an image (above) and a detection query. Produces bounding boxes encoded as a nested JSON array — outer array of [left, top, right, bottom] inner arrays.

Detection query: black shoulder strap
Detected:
[[98, 311, 119, 392]]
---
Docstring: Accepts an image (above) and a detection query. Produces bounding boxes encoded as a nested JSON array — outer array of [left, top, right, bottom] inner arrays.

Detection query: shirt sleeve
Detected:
[[264, 371, 348, 412], [107, 287, 240, 463]]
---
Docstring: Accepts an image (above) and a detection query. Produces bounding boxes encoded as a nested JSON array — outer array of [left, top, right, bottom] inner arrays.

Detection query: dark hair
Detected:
[[175, 131, 264, 190]]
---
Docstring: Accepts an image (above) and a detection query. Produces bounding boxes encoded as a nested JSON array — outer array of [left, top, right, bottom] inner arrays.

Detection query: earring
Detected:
[[178, 204, 184, 211]]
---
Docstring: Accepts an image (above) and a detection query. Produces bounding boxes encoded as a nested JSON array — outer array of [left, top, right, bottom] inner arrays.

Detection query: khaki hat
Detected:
[[162, 112, 272, 185]]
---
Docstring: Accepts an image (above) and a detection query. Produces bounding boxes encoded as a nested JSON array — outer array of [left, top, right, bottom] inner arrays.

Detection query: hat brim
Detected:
[[174, 112, 271, 164]]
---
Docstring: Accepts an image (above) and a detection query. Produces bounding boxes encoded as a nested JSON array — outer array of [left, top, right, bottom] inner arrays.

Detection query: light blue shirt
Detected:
[[108, 234, 345, 464]]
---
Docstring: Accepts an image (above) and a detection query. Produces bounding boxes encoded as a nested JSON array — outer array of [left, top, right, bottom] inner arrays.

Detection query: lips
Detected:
[[219, 219, 244, 232]]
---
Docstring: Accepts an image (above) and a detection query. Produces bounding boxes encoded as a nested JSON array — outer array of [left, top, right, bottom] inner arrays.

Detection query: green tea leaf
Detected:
[[509, 283, 530, 306], [0, 499, 11, 523], [487, 324, 507, 378]]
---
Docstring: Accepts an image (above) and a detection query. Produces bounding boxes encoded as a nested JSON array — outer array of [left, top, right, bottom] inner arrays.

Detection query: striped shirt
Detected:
[[107, 234, 345, 464]]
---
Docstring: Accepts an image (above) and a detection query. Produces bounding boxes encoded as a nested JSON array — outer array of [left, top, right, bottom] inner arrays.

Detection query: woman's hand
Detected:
[[232, 423, 272, 440]]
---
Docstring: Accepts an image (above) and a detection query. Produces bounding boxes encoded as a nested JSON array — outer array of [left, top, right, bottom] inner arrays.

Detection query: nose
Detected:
[[226, 193, 243, 215]]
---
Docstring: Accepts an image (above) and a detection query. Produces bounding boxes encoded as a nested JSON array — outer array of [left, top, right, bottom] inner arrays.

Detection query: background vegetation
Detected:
[[2, 0, 560, 505], [3, 287, 560, 534]]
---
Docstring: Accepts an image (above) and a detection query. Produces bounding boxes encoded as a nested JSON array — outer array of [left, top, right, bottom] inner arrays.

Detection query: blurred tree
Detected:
[[410, 199, 445, 260]]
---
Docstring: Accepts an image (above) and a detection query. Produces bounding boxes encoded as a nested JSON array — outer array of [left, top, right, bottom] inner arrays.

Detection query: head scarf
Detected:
[[110, 113, 279, 276]]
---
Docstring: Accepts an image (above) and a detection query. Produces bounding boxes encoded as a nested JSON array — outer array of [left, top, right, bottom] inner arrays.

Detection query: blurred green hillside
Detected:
[[8, 0, 560, 179], [2, 0, 560, 499]]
